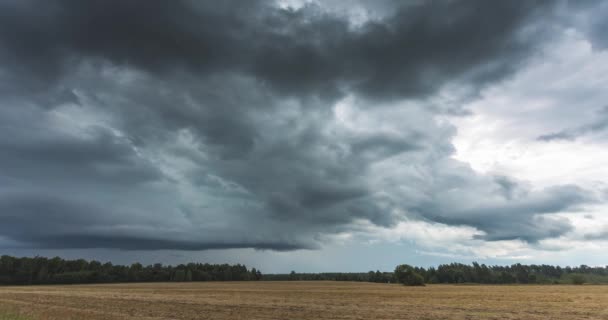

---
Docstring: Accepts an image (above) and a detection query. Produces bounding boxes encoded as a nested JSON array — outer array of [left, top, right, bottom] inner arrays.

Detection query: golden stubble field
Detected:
[[0, 281, 607, 320]]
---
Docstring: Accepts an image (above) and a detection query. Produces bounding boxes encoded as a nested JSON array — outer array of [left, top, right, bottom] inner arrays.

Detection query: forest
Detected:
[[0, 255, 261, 285], [1, 255, 607, 285]]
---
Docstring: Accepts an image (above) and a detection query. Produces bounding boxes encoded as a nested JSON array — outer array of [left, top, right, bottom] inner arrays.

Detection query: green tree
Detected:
[[251, 268, 262, 280], [394, 264, 425, 286]]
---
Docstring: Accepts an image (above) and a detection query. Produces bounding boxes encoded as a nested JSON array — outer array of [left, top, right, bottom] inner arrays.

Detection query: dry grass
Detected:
[[1, 281, 607, 319]]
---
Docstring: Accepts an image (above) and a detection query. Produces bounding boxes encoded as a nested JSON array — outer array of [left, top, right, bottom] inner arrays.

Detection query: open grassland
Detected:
[[1, 281, 607, 320]]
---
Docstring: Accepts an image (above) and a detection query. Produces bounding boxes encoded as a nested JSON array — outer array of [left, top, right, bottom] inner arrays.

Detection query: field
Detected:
[[1, 282, 607, 320]]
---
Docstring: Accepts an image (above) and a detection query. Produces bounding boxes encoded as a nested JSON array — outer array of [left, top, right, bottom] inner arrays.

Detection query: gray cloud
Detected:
[[581, 2, 608, 50], [583, 226, 608, 241], [385, 158, 594, 242], [0, 0, 599, 252], [433, 185, 589, 242], [0, 0, 554, 102], [537, 106, 608, 141]]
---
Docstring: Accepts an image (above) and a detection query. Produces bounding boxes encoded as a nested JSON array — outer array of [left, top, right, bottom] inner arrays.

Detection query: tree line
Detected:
[[262, 270, 394, 282], [2, 255, 607, 286], [0, 255, 262, 285], [408, 262, 608, 285], [264, 262, 608, 285]]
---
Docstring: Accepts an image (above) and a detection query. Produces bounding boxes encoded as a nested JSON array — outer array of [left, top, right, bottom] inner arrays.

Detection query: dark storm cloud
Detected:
[[0, 0, 553, 101], [34, 236, 308, 251], [0, 0, 598, 251], [0, 192, 312, 251], [0, 104, 162, 185]]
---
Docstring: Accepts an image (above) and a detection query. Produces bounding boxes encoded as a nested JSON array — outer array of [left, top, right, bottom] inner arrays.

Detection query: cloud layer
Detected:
[[0, 0, 603, 252]]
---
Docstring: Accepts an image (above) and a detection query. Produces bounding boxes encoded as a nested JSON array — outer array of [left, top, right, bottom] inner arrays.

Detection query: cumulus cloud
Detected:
[[0, 0, 603, 253]]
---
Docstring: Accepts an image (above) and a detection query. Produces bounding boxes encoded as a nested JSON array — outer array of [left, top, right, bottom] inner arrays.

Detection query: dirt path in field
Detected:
[[1, 282, 607, 320]]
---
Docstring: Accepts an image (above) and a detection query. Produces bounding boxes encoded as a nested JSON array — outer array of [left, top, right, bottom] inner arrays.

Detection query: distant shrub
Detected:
[[394, 264, 425, 286]]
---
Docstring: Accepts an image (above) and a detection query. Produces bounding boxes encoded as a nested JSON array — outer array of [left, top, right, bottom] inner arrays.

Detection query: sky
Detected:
[[1, 0, 608, 273]]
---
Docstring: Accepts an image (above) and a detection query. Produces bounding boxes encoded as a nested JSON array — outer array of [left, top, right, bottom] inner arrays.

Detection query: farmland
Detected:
[[1, 282, 607, 320]]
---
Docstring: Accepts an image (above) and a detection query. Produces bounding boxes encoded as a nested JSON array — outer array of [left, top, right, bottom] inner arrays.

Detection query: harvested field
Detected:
[[0, 281, 607, 319]]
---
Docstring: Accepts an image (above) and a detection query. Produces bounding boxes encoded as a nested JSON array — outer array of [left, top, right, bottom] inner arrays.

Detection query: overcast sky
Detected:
[[1, 0, 607, 272]]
